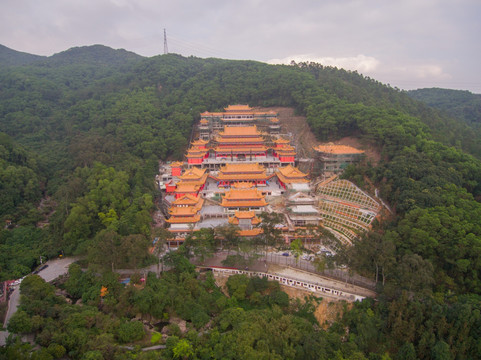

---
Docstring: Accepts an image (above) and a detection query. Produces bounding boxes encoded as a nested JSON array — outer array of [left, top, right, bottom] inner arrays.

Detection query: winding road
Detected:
[[0, 257, 78, 346]]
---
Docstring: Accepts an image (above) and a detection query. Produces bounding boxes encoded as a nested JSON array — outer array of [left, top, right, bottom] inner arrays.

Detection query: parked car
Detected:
[[37, 264, 49, 272], [282, 252, 289, 257]]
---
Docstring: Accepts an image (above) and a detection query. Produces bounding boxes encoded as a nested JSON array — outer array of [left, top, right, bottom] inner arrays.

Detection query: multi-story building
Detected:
[[212, 163, 274, 188], [220, 186, 268, 213], [276, 165, 309, 190], [313, 144, 364, 173], [186, 125, 296, 170], [200, 104, 277, 131]]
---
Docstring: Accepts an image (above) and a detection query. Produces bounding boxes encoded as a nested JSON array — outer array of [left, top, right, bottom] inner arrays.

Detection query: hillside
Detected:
[[1, 46, 481, 359], [408, 87, 481, 126], [0, 44, 45, 66], [47, 44, 144, 67]]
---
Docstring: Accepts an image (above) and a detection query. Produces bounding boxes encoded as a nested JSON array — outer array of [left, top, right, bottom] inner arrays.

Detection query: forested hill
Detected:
[[0, 44, 45, 66], [0, 43, 143, 67], [408, 87, 481, 127], [2, 45, 481, 358], [46, 45, 144, 67]]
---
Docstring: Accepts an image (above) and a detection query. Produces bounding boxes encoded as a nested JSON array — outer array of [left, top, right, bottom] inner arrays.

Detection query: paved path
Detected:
[[196, 251, 375, 290], [0, 257, 78, 346], [200, 252, 376, 300]]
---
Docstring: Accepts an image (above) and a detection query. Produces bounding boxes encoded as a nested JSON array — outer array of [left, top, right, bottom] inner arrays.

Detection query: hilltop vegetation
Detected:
[[1, 44, 481, 358], [408, 87, 481, 127], [0, 44, 44, 66]]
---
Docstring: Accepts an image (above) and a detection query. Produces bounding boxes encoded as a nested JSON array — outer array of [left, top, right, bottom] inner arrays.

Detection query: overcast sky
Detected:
[[1, 0, 480, 92]]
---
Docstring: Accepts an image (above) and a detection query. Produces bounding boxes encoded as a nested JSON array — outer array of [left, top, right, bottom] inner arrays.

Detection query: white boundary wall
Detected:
[[210, 266, 366, 302]]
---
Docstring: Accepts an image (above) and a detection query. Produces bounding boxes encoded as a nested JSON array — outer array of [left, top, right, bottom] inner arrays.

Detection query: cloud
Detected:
[[267, 54, 381, 73], [267, 53, 454, 90], [376, 63, 451, 82]]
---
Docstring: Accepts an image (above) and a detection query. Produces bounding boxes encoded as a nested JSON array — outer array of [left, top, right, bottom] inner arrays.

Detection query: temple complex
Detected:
[[158, 104, 382, 248]]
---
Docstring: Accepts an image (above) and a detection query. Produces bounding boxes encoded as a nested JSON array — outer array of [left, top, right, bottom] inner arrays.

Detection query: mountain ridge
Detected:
[[0, 44, 45, 66], [407, 87, 481, 126], [0, 43, 144, 67]]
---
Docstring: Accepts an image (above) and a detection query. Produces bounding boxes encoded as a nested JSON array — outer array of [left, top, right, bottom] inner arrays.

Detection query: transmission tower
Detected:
[[163, 28, 168, 54]]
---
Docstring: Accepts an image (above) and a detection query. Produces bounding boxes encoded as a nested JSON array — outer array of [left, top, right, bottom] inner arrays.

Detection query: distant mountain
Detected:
[[47, 44, 144, 67], [407, 88, 481, 126], [0, 44, 45, 66], [0, 44, 144, 68]]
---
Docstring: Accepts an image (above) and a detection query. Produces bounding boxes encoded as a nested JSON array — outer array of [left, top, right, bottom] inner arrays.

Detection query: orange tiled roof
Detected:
[[222, 188, 265, 200], [217, 173, 269, 181], [175, 183, 201, 193], [275, 148, 297, 156], [270, 118, 279, 123], [221, 199, 268, 208], [313, 144, 364, 155], [214, 146, 268, 153], [187, 146, 208, 153], [225, 104, 252, 112], [178, 167, 206, 180], [275, 144, 296, 155], [216, 136, 264, 144], [220, 163, 266, 174], [172, 194, 204, 207], [170, 161, 184, 167], [219, 126, 260, 137], [238, 228, 263, 237], [166, 215, 200, 223], [234, 210, 256, 219], [228, 214, 261, 226], [169, 207, 200, 216], [191, 139, 208, 146], [216, 174, 269, 182], [221, 188, 267, 208], [274, 138, 291, 144], [200, 119, 208, 124], [276, 144, 295, 151], [186, 149, 208, 158], [276, 165, 309, 184], [185, 154, 205, 159]]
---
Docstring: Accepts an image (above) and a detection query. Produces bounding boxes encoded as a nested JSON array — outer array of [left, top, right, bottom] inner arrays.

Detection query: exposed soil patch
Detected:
[[314, 300, 351, 329], [36, 196, 57, 228], [254, 107, 318, 159], [213, 271, 350, 328], [280, 285, 350, 328], [254, 106, 382, 166], [213, 274, 230, 296]]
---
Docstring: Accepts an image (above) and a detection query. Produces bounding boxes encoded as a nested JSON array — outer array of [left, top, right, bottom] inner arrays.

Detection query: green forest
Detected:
[[1, 44, 481, 359], [408, 87, 481, 128]]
